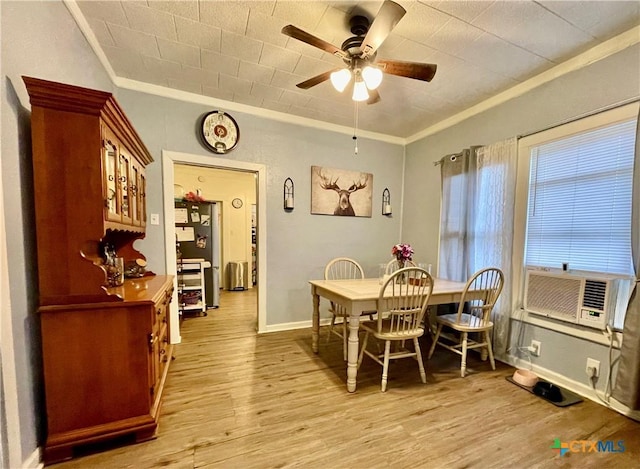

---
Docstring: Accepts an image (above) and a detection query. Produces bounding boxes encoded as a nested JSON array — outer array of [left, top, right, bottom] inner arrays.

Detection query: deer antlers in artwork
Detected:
[[317, 168, 368, 216]]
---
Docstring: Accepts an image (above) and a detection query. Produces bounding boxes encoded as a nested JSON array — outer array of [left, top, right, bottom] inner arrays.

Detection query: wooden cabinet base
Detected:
[[43, 416, 157, 465], [43, 342, 174, 465], [39, 277, 174, 465]]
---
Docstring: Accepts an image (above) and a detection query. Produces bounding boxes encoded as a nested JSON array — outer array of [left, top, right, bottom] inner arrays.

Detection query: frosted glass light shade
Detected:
[[330, 69, 351, 92], [362, 66, 383, 90], [352, 80, 369, 101]]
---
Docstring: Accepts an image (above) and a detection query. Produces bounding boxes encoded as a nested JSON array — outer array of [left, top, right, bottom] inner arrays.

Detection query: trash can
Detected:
[[227, 261, 249, 291]]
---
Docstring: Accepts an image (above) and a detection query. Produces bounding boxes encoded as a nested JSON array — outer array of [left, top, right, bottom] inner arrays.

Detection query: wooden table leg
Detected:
[[312, 288, 320, 354], [346, 312, 360, 393]]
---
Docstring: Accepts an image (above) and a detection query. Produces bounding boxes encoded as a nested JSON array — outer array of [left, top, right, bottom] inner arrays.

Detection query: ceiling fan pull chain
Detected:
[[353, 102, 359, 155]]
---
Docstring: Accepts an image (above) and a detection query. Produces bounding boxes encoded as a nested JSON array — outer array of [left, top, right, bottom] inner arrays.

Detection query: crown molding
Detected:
[[65, 0, 638, 147], [63, 0, 403, 146], [114, 77, 404, 145], [406, 25, 640, 144]]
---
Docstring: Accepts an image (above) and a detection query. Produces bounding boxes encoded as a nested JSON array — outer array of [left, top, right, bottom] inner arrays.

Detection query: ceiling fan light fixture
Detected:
[[352, 79, 369, 102], [330, 69, 351, 92], [362, 66, 383, 90]]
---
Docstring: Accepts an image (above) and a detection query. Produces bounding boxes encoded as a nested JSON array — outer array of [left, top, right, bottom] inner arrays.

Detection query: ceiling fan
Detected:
[[281, 0, 437, 104]]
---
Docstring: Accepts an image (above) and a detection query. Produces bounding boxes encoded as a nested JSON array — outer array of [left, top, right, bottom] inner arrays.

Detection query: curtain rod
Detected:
[[431, 97, 639, 166], [433, 151, 463, 166], [517, 96, 640, 140]]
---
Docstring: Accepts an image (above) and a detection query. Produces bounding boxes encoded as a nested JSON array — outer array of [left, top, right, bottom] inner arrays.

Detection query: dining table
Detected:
[[309, 277, 470, 392]]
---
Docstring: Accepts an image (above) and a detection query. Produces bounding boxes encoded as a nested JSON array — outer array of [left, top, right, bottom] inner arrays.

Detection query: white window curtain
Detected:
[[612, 109, 640, 411], [438, 138, 517, 357]]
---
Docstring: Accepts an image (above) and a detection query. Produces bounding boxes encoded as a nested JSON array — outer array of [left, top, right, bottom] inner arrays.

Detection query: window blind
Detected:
[[524, 119, 636, 275]]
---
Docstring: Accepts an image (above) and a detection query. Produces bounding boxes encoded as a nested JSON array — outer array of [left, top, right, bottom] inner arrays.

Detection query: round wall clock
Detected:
[[232, 198, 243, 209], [200, 110, 239, 154]]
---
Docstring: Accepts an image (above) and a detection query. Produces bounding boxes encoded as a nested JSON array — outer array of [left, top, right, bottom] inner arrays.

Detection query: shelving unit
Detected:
[[177, 259, 210, 317]]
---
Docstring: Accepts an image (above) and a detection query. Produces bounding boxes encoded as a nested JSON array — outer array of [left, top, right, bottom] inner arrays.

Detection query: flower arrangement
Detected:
[[184, 190, 205, 202], [392, 243, 414, 265]]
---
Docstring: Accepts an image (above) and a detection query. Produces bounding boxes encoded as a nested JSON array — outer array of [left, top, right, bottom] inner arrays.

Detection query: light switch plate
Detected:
[[150, 213, 160, 225]]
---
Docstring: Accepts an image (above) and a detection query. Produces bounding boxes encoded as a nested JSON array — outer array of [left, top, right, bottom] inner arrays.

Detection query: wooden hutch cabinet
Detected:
[[23, 76, 174, 464]]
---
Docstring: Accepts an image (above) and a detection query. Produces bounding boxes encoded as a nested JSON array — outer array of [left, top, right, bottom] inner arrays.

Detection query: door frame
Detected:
[[162, 151, 267, 341]]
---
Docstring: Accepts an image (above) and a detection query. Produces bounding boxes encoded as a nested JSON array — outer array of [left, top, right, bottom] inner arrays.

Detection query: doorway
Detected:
[[162, 151, 266, 344]]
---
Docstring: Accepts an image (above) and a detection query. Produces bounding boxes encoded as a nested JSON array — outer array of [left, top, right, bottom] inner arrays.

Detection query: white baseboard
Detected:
[[22, 446, 42, 469], [260, 318, 333, 334], [505, 355, 640, 422]]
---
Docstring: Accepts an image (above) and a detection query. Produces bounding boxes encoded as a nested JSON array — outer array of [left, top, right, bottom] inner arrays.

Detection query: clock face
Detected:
[[232, 198, 243, 209], [200, 111, 239, 154]]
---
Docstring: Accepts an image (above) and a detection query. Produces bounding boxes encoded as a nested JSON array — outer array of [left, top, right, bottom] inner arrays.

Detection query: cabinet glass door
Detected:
[[130, 162, 140, 226], [119, 151, 132, 224], [139, 170, 147, 227], [102, 135, 120, 222]]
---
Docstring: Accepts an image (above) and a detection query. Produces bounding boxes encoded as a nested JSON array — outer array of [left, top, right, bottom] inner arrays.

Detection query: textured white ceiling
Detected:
[[74, 0, 640, 139]]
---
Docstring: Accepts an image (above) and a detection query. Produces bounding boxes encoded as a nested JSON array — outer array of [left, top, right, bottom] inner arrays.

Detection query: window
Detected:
[[517, 102, 638, 332], [524, 119, 635, 275]]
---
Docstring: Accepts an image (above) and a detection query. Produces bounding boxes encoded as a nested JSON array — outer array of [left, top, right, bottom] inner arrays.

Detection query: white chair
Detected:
[[385, 258, 417, 275], [358, 267, 434, 392], [324, 257, 373, 360], [428, 267, 504, 377]]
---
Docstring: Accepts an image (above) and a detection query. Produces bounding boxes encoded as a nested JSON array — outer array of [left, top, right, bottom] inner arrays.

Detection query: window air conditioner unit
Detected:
[[524, 269, 619, 330]]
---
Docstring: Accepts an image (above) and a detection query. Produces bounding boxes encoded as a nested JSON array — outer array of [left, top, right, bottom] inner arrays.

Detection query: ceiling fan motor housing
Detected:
[[349, 15, 370, 36]]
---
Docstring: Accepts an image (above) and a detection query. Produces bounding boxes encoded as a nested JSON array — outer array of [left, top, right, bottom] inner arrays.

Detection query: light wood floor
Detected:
[[53, 289, 640, 468]]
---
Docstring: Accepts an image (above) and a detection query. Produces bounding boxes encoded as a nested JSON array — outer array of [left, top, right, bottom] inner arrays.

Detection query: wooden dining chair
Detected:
[[427, 267, 504, 377], [385, 258, 417, 275], [357, 267, 434, 392], [324, 257, 372, 360]]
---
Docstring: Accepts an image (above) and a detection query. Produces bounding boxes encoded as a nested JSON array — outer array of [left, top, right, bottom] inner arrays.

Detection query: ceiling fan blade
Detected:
[[296, 69, 339, 90], [282, 25, 348, 60], [360, 0, 406, 59], [377, 59, 438, 82], [367, 89, 381, 104]]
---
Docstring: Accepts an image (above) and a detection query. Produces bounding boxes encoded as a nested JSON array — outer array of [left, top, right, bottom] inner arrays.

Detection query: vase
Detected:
[[395, 259, 405, 283]]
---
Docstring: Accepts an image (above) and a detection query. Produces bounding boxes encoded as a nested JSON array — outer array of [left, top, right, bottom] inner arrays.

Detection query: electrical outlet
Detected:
[[586, 358, 600, 378], [530, 340, 541, 356]]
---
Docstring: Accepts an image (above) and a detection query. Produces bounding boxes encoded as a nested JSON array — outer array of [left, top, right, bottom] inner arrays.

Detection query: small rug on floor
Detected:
[[506, 376, 583, 407]]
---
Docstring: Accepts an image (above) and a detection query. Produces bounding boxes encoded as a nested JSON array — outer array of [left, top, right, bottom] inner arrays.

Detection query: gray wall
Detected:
[[403, 43, 640, 391], [116, 89, 405, 325], [1, 0, 114, 462]]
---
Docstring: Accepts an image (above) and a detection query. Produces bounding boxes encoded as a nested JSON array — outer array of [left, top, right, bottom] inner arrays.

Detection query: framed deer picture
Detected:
[[311, 166, 373, 217]]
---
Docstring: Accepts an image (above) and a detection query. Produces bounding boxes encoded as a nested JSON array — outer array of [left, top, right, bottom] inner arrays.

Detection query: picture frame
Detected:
[[311, 165, 373, 217]]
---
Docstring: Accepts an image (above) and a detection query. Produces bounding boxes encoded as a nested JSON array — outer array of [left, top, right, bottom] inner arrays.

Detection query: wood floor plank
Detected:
[[52, 288, 640, 468]]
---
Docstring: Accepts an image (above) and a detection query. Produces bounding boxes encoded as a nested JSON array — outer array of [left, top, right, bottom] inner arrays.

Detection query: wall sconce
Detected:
[[382, 188, 392, 216], [284, 178, 294, 211]]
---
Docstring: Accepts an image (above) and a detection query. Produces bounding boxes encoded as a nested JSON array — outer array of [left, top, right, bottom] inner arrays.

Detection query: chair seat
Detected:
[[436, 313, 494, 332], [360, 318, 424, 340]]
